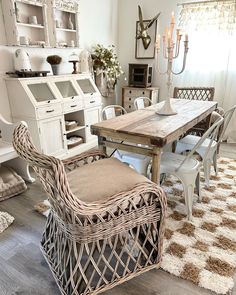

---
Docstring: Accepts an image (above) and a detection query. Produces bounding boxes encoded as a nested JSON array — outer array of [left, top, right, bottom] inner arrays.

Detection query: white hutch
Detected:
[[5, 74, 102, 158]]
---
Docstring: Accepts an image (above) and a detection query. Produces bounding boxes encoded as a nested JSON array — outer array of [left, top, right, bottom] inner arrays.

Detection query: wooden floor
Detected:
[[0, 144, 236, 295]]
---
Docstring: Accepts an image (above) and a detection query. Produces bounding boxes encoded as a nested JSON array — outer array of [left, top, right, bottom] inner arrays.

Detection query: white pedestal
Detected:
[[156, 98, 177, 116]]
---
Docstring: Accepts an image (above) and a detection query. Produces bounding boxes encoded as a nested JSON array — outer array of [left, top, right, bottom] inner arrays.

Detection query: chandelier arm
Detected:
[[155, 51, 169, 75], [172, 50, 188, 75], [162, 43, 168, 59], [173, 39, 181, 59]]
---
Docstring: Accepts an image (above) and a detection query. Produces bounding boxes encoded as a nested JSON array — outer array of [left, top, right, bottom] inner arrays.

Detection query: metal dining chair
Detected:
[[173, 87, 215, 136], [102, 105, 151, 176], [160, 117, 224, 220], [134, 97, 153, 110], [176, 106, 236, 186]]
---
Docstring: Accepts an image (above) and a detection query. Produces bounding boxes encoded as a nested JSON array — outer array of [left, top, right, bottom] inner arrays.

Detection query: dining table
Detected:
[[91, 99, 217, 184]]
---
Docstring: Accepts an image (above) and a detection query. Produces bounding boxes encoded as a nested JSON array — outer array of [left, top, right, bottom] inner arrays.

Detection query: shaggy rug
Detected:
[[0, 212, 14, 233], [35, 157, 236, 294]]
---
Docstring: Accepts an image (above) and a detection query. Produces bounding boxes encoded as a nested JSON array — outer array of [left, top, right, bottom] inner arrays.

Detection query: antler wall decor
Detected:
[[136, 5, 161, 50]]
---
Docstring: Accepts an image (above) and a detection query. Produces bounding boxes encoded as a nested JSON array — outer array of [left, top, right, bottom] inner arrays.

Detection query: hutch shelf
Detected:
[[52, 0, 79, 48], [5, 74, 102, 158], [2, 0, 50, 47], [2, 0, 80, 48]]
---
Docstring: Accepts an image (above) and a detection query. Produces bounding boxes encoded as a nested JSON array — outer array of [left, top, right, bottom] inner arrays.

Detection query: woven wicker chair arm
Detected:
[[62, 149, 108, 171], [51, 182, 167, 245], [66, 182, 167, 218]]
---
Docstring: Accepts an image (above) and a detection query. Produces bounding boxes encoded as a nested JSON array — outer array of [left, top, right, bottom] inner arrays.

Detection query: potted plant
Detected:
[[91, 44, 123, 97], [46, 55, 62, 75]]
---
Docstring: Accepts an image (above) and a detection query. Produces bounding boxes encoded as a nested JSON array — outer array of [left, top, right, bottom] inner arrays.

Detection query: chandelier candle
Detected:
[[155, 12, 189, 115]]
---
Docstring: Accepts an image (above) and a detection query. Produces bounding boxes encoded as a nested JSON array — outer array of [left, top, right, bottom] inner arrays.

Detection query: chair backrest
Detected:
[[173, 87, 215, 101], [220, 105, 236, 142], [102, 105, 127, 120], [177, 116, 224, 171], [134, 97, 153, 110]]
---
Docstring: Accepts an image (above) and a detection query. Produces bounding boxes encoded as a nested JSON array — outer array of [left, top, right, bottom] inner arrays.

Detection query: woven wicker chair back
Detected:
[[173, 87, 215, 101]]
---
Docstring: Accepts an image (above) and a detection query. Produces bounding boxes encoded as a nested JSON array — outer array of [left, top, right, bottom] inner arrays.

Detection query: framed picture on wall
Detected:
[[135, 19, 157, 59]]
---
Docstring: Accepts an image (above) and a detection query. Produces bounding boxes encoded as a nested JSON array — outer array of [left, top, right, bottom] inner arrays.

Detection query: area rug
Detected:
[[0, 212, 14, 233], [162, 157, 236, 294], [35, 157, 236, 295]]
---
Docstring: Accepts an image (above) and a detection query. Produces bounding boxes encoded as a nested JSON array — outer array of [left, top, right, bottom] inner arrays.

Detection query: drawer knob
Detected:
[[90, 100, 95, 103], [46, 109, 54, 113], [71, 105, 77, 108]]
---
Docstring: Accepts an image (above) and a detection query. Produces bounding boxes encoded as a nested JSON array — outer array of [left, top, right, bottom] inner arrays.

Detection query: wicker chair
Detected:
[[13, 123, 167, 295], [173, 87, 215, 136]]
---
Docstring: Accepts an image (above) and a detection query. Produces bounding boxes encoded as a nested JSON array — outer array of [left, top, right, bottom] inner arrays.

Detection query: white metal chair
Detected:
[[160, 117, 224, 220], [176, 106, 236, 186], [134, 97, 153, 110], [102, 105, 151, 176]]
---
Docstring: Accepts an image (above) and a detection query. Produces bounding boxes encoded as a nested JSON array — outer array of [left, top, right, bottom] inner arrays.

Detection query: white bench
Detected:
[[0, 114, 35, 183]]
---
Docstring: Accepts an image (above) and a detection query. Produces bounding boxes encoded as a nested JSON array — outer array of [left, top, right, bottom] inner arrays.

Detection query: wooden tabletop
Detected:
[[91, 99, 217, 147]]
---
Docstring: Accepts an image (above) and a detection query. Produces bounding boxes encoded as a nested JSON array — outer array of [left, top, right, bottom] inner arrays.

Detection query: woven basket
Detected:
[[67, 136, 83, 149], [65, 121, 78, 131]]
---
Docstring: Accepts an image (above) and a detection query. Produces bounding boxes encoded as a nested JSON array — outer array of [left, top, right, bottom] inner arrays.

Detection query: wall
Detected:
[[117, 0, 179, 102], [0, 0, 118, 121]]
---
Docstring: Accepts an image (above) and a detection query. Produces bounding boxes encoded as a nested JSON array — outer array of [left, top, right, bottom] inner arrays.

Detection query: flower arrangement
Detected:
[[91, 44, 123, 91]]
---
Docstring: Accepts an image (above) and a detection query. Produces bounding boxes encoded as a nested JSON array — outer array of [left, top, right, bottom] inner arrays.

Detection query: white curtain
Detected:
[[174, 1, 236, 142]]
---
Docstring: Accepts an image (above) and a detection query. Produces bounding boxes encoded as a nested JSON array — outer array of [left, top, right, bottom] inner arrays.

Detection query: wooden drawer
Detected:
[[124, 96, 136, 104], [124, 102, 136, 113], [84, 96, 102, 108], [36, 104, 62, 119], [63, 101, 83, 113], [124, 88, 150, 98]]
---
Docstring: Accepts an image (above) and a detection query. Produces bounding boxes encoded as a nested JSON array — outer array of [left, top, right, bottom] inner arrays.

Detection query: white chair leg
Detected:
[[203, 159, 211, 187], [213, 151, 218, 176], [183, 183, 194, 221], [195, 172, 201, 202]]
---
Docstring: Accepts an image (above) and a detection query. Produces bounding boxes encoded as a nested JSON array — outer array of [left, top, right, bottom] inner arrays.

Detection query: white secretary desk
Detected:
[[5, 74, 102, 159]]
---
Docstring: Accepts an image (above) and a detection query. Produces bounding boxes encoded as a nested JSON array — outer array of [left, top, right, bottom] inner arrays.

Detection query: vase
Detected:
[[68, 14, 74, 30], [51, 64, 60, 75], [95, 71, 108, 97]]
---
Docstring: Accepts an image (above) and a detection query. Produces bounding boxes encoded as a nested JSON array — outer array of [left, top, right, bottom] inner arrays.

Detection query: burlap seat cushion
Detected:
[[0, 166, 27, 201], [67, 158, 151, 203]]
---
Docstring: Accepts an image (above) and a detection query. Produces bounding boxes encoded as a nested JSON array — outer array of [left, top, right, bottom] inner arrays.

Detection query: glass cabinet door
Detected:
[[76, 78, 97, 95], [55, 81, 78, 99], [28, 83, 56, 102]]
